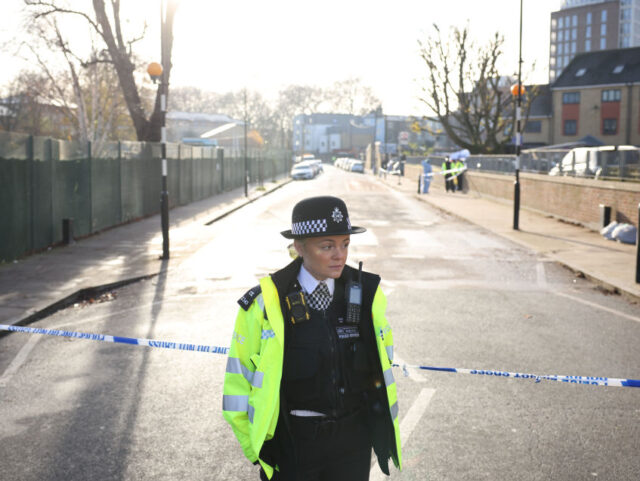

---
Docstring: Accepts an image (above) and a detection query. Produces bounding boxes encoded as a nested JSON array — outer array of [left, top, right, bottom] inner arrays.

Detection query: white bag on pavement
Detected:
[[600, 221, 618, 240], [611, 223, 637, 245]]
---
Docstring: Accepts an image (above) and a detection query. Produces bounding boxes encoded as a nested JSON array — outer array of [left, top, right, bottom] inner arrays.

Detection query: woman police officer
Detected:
[[223, 196, 401, 480]]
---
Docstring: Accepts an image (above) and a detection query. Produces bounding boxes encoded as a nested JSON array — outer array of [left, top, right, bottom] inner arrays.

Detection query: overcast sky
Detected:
[[0, 0, 562, 116]]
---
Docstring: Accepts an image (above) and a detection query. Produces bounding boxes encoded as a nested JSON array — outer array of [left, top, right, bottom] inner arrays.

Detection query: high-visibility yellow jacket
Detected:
[[222, 259, 401, 479]]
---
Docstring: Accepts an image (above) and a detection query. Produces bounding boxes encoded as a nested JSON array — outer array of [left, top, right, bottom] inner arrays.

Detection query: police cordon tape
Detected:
[[0, 324, 229, 355], [2, 323, 638, 389]]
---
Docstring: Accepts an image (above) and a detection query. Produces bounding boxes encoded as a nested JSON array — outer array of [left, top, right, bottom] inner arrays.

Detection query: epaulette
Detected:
[[237, 285, 262, 311]]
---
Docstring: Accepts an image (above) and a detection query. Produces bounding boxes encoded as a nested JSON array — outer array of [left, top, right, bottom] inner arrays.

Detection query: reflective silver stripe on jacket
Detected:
[[223, 394, 249, 412], [256, 294, 265, 312], [390, 401, 399, 421], [383, 367, 395, 387], [226, 357, 264, 388], [386, 345, 393, 362]]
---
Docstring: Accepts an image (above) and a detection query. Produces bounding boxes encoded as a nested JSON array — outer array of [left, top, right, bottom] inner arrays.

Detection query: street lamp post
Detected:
[[512, 0, 524, 231], [244, 88, 248, 197], [146, 1, 170, 260]]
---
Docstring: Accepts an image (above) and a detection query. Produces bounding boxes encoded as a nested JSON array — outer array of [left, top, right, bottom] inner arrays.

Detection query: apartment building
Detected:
[[549, 0, 640, 83], [551, 46, 640, 146]]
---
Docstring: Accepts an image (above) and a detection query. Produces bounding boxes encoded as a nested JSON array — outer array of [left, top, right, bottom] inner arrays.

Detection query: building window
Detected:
[[603, 118, 617, 135], [571, 42, 577, 54], [564, 119, 577, 136], [559, 30, 564, 42], [558, 43, 564, 55], [601, 24, 607, 36], [550, 56, 557, 66], [600, 37, 606, 49], [621, 8, 631, 20], [551, 31, 557, 42], [572, 15, 578, 27], [585, 39, 591, 51], [586, 25, 591, 38], [524, 120, 542, 133], [602, 89, 621, 102], [572, 28, 577, 40], [563, 92, 580, 104], [622, 22, 631, 34], [621, 37, 631, 47], [552, 18, 557, 30], [601, 9, 607, 22], [587, 12, 592, 25], [551, 44, 557, 54], [558, 17, 564, 29]]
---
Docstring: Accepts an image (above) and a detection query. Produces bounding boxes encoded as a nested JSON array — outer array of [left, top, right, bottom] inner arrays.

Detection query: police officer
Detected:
[[223, 196, 401, 480], [443, 156, 454, 192]]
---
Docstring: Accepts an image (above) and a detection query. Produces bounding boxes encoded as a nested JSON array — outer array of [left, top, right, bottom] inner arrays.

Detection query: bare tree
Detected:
[[0, 71, 55, 135], [22, 0, 178, 142], [418, 25, 536, 154], [325, 77, 380, 115]]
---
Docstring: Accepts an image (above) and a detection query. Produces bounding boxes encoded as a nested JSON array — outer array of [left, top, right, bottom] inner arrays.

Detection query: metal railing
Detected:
[[431, 148, 640, 181]]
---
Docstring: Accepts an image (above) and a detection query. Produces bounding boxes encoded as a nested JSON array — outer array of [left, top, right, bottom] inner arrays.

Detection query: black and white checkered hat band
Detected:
[[291, 218, 328, 236]]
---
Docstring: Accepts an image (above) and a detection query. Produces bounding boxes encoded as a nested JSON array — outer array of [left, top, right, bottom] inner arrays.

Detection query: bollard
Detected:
[[62, 218, 74, 245], [599, 204, 611, 229], [418, 175, 421, 194], [636, 203, 640, 283]]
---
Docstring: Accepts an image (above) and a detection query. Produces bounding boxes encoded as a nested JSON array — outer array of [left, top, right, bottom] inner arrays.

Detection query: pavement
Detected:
[[2, 165, 640, 330], [0, 178, 292, 328]]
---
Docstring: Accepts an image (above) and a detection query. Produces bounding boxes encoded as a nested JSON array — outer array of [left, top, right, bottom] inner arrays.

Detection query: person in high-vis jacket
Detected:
[[223, 196, 401, 480]]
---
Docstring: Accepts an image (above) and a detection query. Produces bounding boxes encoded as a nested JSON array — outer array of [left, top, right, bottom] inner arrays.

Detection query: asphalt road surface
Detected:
[[1, 166, 639, 480]]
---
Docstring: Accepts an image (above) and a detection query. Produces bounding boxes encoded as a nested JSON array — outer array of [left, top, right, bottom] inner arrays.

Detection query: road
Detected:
[[1, 166, 639, 480]]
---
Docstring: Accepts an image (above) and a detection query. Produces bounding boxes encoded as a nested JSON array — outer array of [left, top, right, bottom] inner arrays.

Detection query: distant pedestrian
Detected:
[[455, 159, 465, 192], [443, 157, 454, 192], [420, 158, 432, 193]]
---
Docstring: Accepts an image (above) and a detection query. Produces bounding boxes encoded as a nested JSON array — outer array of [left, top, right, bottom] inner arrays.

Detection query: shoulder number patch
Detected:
[[238, 285, 262, 311]]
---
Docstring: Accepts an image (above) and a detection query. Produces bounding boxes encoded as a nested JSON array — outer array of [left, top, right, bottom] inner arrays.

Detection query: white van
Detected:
[[549, 146, 640, 178]]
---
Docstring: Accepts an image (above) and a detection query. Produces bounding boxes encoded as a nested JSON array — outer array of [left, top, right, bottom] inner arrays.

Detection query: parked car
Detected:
[[290, 162, 316, 180], [549, 146, 640, 178], [349, 160, 364, 173]]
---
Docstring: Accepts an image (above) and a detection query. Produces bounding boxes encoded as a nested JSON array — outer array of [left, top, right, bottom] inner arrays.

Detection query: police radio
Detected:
[[345, 262, 363, 324]]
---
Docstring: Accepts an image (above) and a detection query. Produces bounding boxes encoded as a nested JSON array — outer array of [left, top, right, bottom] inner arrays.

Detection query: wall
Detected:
[[405, 163, 640, 230], [0, 132, 292, 262]]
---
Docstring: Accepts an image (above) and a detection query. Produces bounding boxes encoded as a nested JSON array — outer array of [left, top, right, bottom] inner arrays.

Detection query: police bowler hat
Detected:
[[280, 196, 366, 239]]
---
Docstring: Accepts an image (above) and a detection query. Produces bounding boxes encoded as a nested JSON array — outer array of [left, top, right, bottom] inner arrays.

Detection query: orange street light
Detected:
[[510, 83, 526, 97], [147, 62, 163, 84]]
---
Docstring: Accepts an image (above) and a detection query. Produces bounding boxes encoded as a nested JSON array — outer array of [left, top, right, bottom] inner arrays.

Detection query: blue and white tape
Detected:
[[0, 324, 229, 355], [393, 363, 640, 388], [2, 324, 638, 388]]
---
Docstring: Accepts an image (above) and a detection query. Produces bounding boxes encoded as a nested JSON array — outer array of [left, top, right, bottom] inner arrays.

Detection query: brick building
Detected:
[[551, 46, 640, 146]]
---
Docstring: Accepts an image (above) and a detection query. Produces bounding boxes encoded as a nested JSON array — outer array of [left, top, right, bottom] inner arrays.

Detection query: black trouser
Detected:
[[260, 410, 372, 481]]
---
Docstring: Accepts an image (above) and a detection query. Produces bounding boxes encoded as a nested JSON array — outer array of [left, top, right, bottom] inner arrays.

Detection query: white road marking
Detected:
[[554, 291, 640, 324], [536, 262, 548, 289], [0, 335, 41, 386], [391, 254, 425, 259], [369, 387, 436, 480]]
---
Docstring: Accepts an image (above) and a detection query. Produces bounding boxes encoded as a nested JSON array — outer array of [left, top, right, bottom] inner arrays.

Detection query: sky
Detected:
[[0, 0, 562, 116]]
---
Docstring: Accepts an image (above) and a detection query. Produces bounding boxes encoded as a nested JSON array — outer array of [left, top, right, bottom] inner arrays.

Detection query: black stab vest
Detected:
[[282, 277, 376, 418]]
